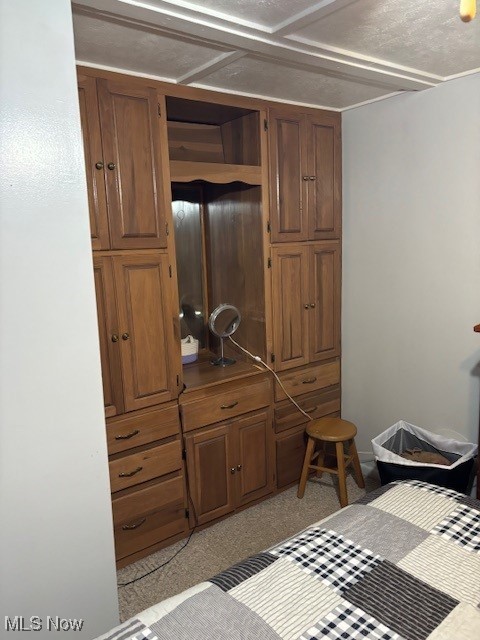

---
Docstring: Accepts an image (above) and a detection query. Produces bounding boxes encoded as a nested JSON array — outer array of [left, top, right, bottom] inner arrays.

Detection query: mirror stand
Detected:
[[211, 337, 236, 367], [208, 303, 241, 367]]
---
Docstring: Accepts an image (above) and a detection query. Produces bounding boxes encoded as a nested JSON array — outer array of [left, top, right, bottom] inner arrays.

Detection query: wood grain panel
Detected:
[[113, 253, 178, 411], [113, 482, 186, 561], [235, 411, 273, 506], [220, 112, 260, 166], [109, 441, 181, 493], [181, 378, 271, 432], [271, 245, 309, 371], [112, 476, 185, 526], [185, 424, 235, 525], [274, 385, 341, 434], [97, 79, 168, 249], [308, 119, 341, 239], [93, 256, 123, 417], [77, 74, 110, 250], [309, 242, 341, 362], [167, 121, 225, 163], [169, 160, 262, 184], [106, 405, 180, 455], [274, 359, 340, 402], [269, 110, 307, 242], [276, 426, 308, 489]]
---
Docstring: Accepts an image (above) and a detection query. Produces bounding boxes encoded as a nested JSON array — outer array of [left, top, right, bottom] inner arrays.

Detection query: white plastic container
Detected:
[[181, 335, 199, 364]]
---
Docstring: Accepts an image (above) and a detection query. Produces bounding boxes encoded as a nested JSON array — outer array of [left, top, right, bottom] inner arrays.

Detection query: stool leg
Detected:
[[316, 441, 325, 478], [350, 439, 365, 489], [335, 441, 348, 508], [297, 437, 315, 499]]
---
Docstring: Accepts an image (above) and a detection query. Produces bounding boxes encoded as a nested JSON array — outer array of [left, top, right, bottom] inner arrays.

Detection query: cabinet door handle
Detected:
[[237, 464, 242, 471], [122, 517, 146, 531], [309, 175, 317, 181], [310, 303, 316, 308], [302, 377, 317, 384], [230, 467, 236, 474], [111, 334, 119, 343], [221, 401, 238, 409], [122, 333, 130, 341], [107, 162, 116, 170], [304, 304, 310, 309], [303, 406, 318, 414], [95, 161, 104, 170], [302, 175, 309, 181], [118, 466, 143, 478], [115, 429, 139, 441]]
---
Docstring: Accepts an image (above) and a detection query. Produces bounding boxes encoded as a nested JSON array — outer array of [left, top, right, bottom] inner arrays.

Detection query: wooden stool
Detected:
[[297, 417, 365, 508]]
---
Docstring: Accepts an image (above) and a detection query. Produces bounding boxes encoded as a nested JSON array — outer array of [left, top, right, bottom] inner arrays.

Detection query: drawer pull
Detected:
[[303, 406, 318, 414], [115, 429, 140, 441], [221, 401, 238, 410], [122, 517, 146, 531], [118, 466, 143, 478], [302, 377, 317, 384]]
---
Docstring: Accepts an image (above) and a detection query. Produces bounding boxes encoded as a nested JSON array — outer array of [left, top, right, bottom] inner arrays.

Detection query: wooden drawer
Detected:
[[274, 359, 340, 402], [109, 440, 182, 493], [181, 378, 271, 432], [274, 385, 340, 433], [112, 477, 186, 560], [107, 405, 180, 455]]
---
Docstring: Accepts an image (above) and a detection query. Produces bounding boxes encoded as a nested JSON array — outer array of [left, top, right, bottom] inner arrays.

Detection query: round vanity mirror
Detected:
[[208, 304, 241, 366]]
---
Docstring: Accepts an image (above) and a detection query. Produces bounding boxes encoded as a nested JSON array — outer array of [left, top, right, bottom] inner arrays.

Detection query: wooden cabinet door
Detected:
[[269, 109, 308, 243], [271, 245, 309, 371], [185, 425, 235, 526], [276, 426, 307, 489], [308, 242, 341, 363], [234, 411, 274, 507], [92, 257, 123, 417], [78, 75, 110, 250], [307, 117, 341, 240], [113, 253, 179, 411], [97, 79, 168, 249]]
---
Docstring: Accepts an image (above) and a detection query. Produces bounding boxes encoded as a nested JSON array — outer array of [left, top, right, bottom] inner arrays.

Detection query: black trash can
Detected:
[[372, 420, 477, 494]]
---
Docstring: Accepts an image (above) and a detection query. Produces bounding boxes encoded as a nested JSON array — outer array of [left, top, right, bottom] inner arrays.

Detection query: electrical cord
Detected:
[[228, 336, 314, 422]]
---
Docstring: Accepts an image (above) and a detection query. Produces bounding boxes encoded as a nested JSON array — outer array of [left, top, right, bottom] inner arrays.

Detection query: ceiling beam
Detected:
[[272, 0, 361, 36], [177, 51, 247, 84], [73, 0, 441, 91]]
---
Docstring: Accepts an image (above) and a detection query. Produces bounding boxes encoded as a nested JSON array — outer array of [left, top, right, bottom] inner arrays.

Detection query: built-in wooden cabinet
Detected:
[[185, 408, 273, 526], [93, 253, 180, 417], [78, 65, 342, 567], [269, 108, 341, 243], [271, 241, 341, 371]]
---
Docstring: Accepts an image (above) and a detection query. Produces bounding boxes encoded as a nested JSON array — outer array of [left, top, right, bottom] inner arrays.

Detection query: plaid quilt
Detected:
[[99, 481, 480, 640]]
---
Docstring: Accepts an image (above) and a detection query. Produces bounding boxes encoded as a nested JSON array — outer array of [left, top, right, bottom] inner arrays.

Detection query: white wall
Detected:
[[342, 74, 480, 466], [0, 1, 119, 637]]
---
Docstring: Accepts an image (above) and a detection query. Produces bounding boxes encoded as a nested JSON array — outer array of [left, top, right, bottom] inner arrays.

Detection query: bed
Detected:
[[99, 480, 480, 640]]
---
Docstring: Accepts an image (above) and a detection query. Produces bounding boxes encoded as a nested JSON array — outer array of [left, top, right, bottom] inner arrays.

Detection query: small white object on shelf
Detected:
[[181, 335, 199, 364]]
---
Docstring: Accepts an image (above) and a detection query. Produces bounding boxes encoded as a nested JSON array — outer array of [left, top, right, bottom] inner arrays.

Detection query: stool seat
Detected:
[[297, 416, 365, 508], [306, 417, 357, 442]]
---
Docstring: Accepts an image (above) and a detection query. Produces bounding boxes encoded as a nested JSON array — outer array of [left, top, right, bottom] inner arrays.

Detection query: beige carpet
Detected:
[[117, 473, 378, 621]]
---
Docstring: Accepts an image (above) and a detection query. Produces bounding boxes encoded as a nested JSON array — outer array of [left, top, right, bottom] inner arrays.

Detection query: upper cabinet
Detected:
[[78, 74, 170, 250], [271, 241, 341, 371], [269, 108, 341, 243]]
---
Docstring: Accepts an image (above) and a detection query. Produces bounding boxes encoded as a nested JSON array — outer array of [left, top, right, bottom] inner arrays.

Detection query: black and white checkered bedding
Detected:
[[98, 481, 480, 640]]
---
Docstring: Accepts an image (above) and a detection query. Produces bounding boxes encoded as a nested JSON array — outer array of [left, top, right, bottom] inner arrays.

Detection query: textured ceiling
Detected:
[[72, 0, 480, 111]]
